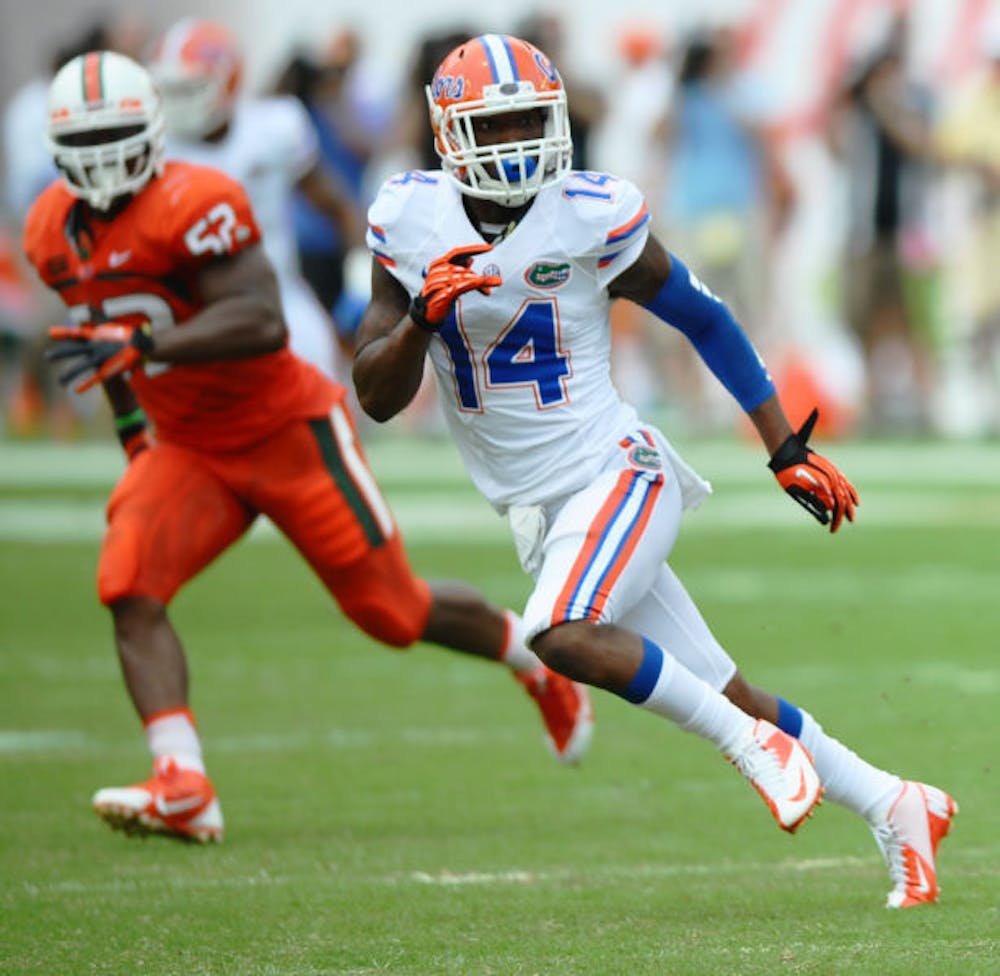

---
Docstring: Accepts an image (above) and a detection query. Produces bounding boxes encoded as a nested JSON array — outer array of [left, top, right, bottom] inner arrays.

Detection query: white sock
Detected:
[[499, 610, 544, 674], [144, 707, 206, 774], [635, 646, 751, 753], [798, 709, 900, 821]]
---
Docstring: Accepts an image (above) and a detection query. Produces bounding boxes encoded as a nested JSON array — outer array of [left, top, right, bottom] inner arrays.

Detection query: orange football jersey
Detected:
[[23, 160, 339, 451]]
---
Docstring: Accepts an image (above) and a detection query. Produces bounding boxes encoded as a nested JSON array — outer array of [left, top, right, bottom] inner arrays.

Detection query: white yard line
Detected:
[[11, 848, 992, 899]]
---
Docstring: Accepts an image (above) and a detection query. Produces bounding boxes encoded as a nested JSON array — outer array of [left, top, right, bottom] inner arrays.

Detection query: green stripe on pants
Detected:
[[308, 418, 385, 547]]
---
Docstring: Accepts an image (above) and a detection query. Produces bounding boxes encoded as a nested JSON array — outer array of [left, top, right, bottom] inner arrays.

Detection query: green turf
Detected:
[[1, 440, 998, 975]]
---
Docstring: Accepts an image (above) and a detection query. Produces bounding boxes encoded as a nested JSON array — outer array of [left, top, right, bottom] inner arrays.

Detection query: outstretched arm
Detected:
[[611, 233, 857, 531]]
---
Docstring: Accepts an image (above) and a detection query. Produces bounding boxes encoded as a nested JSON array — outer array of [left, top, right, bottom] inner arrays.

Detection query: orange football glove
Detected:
[[767, 408, 859, 533], [409, 243, 503, 332], [46, 321, 154, 393]]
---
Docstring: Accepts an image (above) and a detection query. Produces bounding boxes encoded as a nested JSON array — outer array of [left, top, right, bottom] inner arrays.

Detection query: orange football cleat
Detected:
[[515, 666, 594, 764], [728, 719, 823, 832], [92, 756, 224, 843], [872, 780, 958, 908]]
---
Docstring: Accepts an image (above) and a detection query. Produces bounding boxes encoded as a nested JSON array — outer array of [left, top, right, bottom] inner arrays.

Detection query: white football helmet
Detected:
[[45, 50, 165, 211], [148, 19, 243, 141], [426, 34, 572, 206]]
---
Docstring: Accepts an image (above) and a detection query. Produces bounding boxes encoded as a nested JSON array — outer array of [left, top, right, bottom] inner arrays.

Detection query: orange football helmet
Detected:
[[148, 18, 243, 140], [426, 33, 572, 206]]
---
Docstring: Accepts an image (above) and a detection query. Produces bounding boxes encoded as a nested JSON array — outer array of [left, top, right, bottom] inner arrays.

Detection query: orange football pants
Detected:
[[97, 403, 431, 647]]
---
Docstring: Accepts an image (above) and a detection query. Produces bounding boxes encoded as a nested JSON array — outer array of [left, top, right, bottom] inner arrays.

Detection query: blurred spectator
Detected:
[[654, 27, 793, 432], [931, 17, 1000, 436], [591, 22, 676, 415], [377, 26, 481, 180], [828, 18, 941, 433], [271, 31, 388, 349], [151, 18, 363, 381], [591, 21, 674, 200], [514, 12, 605, 171]]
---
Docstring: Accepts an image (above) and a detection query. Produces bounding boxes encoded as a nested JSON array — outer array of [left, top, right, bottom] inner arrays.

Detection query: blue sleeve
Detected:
[[641, 254, 776, 413]]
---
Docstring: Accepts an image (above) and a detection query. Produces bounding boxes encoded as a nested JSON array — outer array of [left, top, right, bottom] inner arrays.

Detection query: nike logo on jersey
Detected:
[[155, 793, 206, 818], [108, 249, 132, 269]]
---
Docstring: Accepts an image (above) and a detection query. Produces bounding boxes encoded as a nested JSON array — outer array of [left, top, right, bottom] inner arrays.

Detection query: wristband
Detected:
[[132, 323, 155, 356], [408, 296, 439, 334], [114, 407, 147, 432], [767, 410, 819, 472]]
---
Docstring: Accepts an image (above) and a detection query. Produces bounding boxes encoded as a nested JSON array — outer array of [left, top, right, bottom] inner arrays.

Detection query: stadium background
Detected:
[[0, 0, 981, 104]]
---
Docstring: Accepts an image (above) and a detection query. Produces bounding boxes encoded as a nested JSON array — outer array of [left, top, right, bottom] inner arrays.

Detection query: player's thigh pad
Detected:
[[523, 446, 683, 642], [97, 444, 253, 605], [256, 407, 430, 646]]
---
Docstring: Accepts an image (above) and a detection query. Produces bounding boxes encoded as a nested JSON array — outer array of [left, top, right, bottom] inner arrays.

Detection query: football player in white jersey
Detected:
[[148, 19, 360, 381], [353, 34, 957, 908]]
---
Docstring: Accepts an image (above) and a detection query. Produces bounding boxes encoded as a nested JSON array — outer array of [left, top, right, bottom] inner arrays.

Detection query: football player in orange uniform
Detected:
[[23, 50, 593, 844]]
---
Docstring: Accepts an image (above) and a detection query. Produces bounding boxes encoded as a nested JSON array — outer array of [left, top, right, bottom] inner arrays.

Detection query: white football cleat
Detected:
[[515, 666, 594, 764], [92, 756, 224, 843], [727, 719, 823, 832], [871, 780, 957, 908]]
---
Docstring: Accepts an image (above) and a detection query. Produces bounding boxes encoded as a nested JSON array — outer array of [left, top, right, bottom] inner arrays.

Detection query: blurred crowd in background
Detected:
[[2, 0, 999, 444]]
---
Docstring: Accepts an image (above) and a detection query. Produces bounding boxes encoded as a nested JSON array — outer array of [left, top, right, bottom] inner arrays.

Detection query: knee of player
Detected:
[[346, 600, 423, 649], [531, 621, 596, 679], [109, 595, 169, 640]]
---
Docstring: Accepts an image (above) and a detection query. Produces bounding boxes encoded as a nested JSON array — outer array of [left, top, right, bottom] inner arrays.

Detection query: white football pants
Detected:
[[520, 424, 737, 692]]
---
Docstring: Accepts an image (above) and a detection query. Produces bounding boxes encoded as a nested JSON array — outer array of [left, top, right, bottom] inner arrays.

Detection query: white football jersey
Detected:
[[368, 169, 670, 511], [165, 96, 316, 282]]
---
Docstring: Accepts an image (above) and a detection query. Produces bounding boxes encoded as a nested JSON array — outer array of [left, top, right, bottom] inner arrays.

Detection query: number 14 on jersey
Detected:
[[438, 298, 571, 411]]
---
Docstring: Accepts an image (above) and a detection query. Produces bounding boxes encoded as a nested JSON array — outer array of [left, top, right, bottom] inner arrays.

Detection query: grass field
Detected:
[[1, 435, 998, 975]]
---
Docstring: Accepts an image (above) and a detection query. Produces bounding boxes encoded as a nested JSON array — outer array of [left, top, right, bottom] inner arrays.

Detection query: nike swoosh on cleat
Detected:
[[788, 767, 808, 804], [155, 794, 206, 818], [912, 855, 932, 896]]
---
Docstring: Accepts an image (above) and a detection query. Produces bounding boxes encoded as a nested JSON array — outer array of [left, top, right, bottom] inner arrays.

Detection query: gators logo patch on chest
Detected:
[[524, 261, 571, 289]]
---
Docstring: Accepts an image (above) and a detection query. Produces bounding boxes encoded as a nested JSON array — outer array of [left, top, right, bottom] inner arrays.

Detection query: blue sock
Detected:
[[776, 697, 804, 739], [618, 638, 664, 704]]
